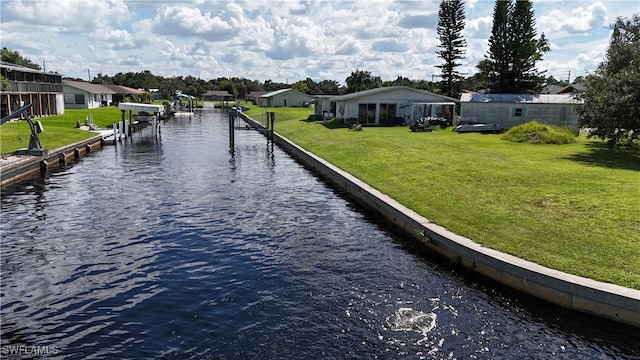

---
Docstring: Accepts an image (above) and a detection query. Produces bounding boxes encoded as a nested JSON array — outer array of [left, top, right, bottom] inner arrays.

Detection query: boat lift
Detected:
[[171, 92, 195, 115], [0, 103, 46, 155]]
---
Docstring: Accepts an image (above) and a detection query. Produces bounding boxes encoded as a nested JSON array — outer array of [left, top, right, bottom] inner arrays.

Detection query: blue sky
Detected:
[[1, 0, 638, 85]]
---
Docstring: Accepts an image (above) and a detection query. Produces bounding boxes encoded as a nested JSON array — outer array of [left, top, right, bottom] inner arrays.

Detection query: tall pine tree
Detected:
[[485, 0, 549, 93], [510, 0, 549, 92], [486, 0, 512, 93], [436, 0, 467, 98]]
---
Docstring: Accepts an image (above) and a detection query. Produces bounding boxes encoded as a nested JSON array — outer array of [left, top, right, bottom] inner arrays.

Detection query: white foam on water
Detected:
[[385, 307, 437, 342]]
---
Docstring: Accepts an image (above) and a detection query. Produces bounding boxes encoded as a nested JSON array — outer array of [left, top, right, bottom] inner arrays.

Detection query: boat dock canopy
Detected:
[[118, 102, 164, 113]]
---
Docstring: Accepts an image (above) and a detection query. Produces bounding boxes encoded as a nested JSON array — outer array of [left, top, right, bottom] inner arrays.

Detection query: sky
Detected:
[[1, 0, 638, 85]]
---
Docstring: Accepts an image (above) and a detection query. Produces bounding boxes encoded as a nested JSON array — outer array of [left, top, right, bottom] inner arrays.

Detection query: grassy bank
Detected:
[[244, 106, 640, 289], [1, 107, 124, 154]]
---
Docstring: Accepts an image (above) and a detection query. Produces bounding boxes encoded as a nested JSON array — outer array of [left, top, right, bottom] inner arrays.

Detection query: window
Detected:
[[513, 107, 525, 117], [379, 103, 397, 124], [64, 94, 85, 105], [358, 103, 376, 124]]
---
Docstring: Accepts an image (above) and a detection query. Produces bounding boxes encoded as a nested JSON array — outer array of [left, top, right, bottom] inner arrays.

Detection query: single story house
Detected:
[[313, 95, 335, 119], [104, 84, 146, 104], [556, 83, 586, 94], [330, 86, 459, 125], [459, 93, 583, 130], [202, 90, 234, 101], [63, 80, 115, 109], [259, 88, 312, 107], [248, 91, 267, 104], [148, 88, 163, 101], [1, 61, 64, 118]]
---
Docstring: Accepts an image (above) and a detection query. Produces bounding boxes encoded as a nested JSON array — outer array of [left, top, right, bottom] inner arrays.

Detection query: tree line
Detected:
[[2, 1, 638, 147]]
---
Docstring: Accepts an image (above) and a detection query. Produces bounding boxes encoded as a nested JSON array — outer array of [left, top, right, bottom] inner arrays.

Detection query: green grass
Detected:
[[502, 121, 577, 144], [1, 107, 126, 154], [245, 106, 640, 289]]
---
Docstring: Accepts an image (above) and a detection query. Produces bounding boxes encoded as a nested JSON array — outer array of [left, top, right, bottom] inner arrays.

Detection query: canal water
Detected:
[[1, 109, 638, 359]]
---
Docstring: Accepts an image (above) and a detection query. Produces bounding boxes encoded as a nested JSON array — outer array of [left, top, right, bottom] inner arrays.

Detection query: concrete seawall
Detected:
[[1, 134, 105, 187], [240, 113, 640, 328], [1, 121, 151, 187]]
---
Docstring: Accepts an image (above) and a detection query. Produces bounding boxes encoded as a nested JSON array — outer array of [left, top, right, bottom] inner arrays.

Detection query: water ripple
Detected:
[[2, 111, 639, 359]]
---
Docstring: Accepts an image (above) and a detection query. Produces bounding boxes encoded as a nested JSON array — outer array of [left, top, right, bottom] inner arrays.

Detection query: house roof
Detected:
[[0, 61, 61, 76], [104, 84, 145, 95], [557, 83, 586, 94], [203, 90, 233, 96], [261, 88, 310, 98], [63, 80, 115, 94], [541, 84, 563, 94], [331, 86, 459, 103], [460, 93, 583, 104]]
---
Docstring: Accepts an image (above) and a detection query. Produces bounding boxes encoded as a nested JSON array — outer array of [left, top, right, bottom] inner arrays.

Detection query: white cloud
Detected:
[[153, 5, 237, 40], [2, 0, 130, 31], [0, 0, 632, 84], [538, 2, 607, 34]]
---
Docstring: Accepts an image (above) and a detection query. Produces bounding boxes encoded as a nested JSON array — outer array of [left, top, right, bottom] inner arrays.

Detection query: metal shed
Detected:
[[459, 93, 583, 130]]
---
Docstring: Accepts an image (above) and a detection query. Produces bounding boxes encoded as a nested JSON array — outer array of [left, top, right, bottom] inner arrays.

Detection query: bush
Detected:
[[502, 121, 577, 144]]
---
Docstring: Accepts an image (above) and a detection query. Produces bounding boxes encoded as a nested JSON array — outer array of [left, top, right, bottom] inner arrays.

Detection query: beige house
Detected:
[[202, 90, 234, 101], [259, 88, 312, 107], [331, 86, 458, 125]]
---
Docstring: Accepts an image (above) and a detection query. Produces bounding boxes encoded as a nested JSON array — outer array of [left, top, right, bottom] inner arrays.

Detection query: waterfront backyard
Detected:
[[244, 106, 640, 290]]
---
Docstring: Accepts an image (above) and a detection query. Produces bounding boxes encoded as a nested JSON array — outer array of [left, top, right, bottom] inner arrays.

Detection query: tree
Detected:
[[383, 76, 414, 88], [314, 79, 342, 95], [485, 0, 549, 93], [435, 0, 466, 98], [509, 0, 549, 92], [219, 79, 238, 99], [1, 48, 41, 70], [345, 69, 380, 93], [486, 0, 511, 93], [292, 80, 308, 93], [577, 14, 640, 147]]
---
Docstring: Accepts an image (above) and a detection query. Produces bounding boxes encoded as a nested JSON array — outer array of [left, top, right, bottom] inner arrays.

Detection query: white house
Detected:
[[259, 88, 312, 107], [459, 93, 583, 130], [331, 86, 459, 125], [63, 80, 115, 109]]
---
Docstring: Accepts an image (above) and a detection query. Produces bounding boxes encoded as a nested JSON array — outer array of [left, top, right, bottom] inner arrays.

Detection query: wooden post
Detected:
[[39, 160, 48, 177], [229, 110, 236, 154], [269, 112, 275, 141]]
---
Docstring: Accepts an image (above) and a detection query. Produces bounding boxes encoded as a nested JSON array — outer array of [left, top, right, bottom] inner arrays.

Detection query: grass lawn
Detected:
[[244, 106, 640, 290], [1, 107, 125, 154]]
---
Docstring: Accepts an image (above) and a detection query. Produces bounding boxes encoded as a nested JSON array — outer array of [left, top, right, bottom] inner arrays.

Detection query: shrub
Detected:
[[502, 121, 577, 144]]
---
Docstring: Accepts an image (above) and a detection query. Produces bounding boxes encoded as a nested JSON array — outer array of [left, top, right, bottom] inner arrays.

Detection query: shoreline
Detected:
[[2, 113, 638, 328], [239, 112, 640, 329]]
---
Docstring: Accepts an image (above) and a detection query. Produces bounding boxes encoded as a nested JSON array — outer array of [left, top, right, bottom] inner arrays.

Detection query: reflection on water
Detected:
[[1, 110, 639, 359]]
